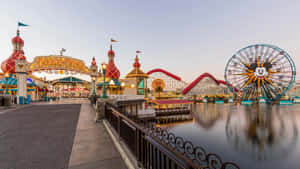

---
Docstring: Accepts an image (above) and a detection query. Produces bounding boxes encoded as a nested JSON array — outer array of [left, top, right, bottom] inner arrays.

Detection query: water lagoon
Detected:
[[162, 103, 300, 169]]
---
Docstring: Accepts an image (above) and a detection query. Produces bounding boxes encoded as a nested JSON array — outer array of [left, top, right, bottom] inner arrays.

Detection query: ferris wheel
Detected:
[[225, 44, 296, 101]]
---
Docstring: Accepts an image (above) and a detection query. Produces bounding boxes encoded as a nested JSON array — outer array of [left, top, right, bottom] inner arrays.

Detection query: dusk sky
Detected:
[[0, 0, 299, 82]]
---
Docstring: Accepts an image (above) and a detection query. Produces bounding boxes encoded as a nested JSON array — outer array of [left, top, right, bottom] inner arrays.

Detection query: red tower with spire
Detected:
[[1, 30, 27, 74], [133, 55, 141, 68], [91, 57, 97, 66], [105, 45, 120, 79]]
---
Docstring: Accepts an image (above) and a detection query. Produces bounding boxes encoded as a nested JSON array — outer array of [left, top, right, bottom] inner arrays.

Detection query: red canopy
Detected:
[[62, 88, 89, 92], [36, 87, 49, 92], [44, 88, 49, 92], [152, 99, 192, 105]]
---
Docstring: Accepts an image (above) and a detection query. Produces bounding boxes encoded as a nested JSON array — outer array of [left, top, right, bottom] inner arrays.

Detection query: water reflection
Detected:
[[191, 104, 222, 129], [164, 104, 300, 168], [225, 104, 298, 161]]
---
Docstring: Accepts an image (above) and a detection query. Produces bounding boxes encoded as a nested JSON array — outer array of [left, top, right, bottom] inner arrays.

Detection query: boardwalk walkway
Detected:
[[68, 102, 127, 169], [0, 99, 127, 169], [0, 104, 80, 169]]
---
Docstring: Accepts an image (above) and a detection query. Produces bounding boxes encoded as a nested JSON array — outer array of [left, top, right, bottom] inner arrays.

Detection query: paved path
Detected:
[[0, 99, 127, 169], [0, 104, 81, 169], [68, 102, 127, 169]]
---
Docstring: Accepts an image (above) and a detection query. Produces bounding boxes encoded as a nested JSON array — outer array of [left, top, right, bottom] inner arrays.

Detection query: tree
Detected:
[[155, 86, 163, 99]]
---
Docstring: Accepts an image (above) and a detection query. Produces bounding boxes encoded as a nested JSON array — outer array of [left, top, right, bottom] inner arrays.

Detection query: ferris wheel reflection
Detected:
[[226, 104, 298, 161]]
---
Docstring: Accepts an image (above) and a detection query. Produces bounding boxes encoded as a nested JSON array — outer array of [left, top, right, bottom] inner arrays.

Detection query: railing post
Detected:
[[104, 103, 107, 119], [118, 115, 121, 138], [136, 129, 140, 167]]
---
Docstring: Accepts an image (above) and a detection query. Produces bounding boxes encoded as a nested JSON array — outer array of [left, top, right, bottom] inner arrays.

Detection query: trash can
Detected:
[[14, 96, 17, 104], [4, 95, 12, 106], [27, 95, 31, 104], [19, 96, 24, 104]]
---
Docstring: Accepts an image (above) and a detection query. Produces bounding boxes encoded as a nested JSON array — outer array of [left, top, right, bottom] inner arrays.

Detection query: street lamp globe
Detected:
[[109, 79, 115, 86], [101, 62, 107, 71], [4, 72, 9, 95]]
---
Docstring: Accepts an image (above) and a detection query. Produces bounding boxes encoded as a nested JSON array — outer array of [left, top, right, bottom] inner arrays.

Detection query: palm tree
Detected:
[[155, 86, 163, 99]]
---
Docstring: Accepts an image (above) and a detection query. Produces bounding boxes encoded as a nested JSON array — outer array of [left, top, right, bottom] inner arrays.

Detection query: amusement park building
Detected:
[[182, 73, 230, 97], [50, 76, 90, 98], [0, 28, 234, 100], [147, 69, 188, 92], [96, 44, 124, 96], [124, 55, 148, 95], [0, 29, 49, 100], [145, 69, 231, 99]]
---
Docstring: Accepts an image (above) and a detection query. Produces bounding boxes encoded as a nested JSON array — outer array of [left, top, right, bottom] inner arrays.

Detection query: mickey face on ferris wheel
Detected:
[[254, 67, 268, 79], [250, 56, 272, 79]]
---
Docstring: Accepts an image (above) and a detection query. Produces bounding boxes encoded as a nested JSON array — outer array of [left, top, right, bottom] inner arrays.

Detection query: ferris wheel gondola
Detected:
[[225, 44, 296, 101]]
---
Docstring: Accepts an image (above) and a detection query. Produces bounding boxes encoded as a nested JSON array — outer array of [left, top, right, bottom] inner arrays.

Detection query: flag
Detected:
[[136, 50, 142, 53], [18, 22, 29, 27], [60, 48, 66, 55], [110, 38, 118, 42]]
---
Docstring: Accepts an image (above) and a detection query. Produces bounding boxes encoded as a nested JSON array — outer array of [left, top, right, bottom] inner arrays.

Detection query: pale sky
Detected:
[[0, 0, 299, 82]]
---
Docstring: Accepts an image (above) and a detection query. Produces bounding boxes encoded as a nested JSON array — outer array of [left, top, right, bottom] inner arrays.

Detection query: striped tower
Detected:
[[105, 45, 120, 80], [90, 57, 98, 96]]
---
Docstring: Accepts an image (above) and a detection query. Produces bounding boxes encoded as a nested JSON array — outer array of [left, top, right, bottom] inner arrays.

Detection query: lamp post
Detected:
[[121, 82, 125, 95], [4, 73, 9, 95], [101, 62, 108, 98], [92, 77, 96, 95], [109, 79, 115, 95]]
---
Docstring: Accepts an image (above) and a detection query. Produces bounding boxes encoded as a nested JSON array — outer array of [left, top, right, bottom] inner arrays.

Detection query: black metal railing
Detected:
[[104, 103, 240, 169]]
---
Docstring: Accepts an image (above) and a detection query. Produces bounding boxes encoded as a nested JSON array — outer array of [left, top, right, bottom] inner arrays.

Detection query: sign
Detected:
[[152, 79, 165, 90], [28, 55, 90, 74]]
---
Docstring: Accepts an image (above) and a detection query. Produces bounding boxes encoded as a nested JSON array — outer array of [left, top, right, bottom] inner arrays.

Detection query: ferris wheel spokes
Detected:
[[225, 44, 296, 101]]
